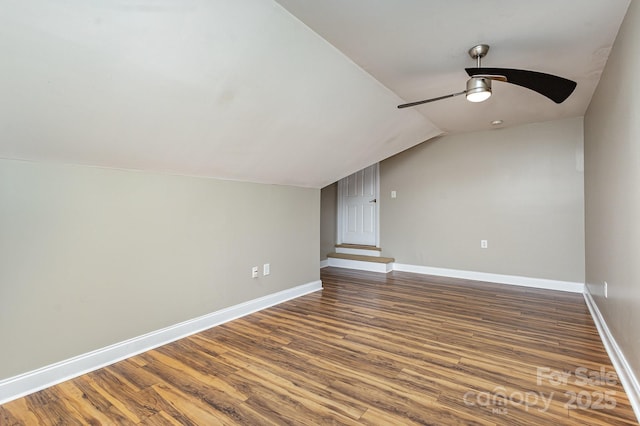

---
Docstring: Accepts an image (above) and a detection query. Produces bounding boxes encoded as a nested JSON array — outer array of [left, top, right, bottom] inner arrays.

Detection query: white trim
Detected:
[[336, 164, 380, 248], [392, 263, 584, 293], [0, 280, 323, 405], [327, 257, 392, 273], [320, 259, 330, 268], [583, 287, 640, 422], [374, 162, 381, 248], [335, 247, 381, 257], [336, 177, 344, 245], [323, 261, 582, 291]]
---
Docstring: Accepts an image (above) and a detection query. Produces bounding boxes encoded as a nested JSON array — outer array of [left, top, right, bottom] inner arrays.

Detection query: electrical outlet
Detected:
[[391, 190, 397, 199], [604, 281, 608, 298], [263, 263, 270, 276], [251, 266, 258, 278], [481, 240, 488, 249]]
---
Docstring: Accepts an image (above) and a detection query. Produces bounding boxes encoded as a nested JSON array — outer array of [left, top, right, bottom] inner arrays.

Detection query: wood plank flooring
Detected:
[[1, 267, 637, 425]]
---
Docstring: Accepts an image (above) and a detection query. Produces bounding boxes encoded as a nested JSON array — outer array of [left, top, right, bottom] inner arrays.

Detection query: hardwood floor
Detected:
[[1, 267, 637, 425]]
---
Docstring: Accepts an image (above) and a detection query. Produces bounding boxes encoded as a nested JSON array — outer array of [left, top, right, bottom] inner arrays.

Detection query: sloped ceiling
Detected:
[[0, 1, 631, 188], [0, 0, 440, 188], [276, 0, 631, 135]]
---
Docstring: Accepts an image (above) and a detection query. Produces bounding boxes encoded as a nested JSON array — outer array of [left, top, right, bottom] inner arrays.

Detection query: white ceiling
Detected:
[[0, 1, 631, 188], [276, 0, 631, 134]]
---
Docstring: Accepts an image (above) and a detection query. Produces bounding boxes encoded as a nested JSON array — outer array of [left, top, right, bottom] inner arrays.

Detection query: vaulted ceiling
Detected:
[[0, 1, 630, 188], [275, 0, 631, 135]]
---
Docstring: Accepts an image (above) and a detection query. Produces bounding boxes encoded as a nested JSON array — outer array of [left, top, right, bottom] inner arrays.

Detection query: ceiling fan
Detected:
[[397, 44, 577, 109]]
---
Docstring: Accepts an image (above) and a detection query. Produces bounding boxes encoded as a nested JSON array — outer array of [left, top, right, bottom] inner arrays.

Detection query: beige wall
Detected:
[[0, 159, 319, 380], [584, 0, 639, 380], [380, 117, 585, 282], [320, 183, 337, 260]]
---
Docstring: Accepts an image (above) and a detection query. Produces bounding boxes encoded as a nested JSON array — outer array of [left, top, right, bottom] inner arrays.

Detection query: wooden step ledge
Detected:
[[335, 244, 382, 251], [327, 252, 394, 263]]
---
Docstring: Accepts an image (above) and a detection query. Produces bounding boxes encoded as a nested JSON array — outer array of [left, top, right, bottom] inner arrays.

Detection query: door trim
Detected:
[[336, 163, 380, 247]]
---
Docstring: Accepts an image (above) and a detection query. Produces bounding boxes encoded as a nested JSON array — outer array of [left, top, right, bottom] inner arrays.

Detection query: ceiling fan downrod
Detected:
[[468, 44, 490, 68]]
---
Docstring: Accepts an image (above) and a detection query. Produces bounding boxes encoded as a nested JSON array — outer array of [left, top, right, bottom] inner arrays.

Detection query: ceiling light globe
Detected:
[[466, 77, 492, 102]]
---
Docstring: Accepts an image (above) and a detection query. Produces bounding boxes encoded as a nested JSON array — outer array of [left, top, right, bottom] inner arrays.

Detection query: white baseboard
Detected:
[[583, 287, 640, 422], [323, 260, 582, 292], [327, 257, 392, 273], [320, 259, 330, 268], [392, 263, 584, 293], [0, 280, 323, 405]]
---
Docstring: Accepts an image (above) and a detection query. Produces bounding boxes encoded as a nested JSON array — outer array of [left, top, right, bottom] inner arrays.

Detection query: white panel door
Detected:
[[339, 164, 378, 246]]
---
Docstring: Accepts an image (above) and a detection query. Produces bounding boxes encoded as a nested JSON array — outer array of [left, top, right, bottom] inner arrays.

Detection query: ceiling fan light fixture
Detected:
[[466, 77, 492, 102]]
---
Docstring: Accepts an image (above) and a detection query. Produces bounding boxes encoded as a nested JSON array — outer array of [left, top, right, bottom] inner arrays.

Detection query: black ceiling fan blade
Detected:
[[398, 90, 465, 108], [465, 67, 576, 104]]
